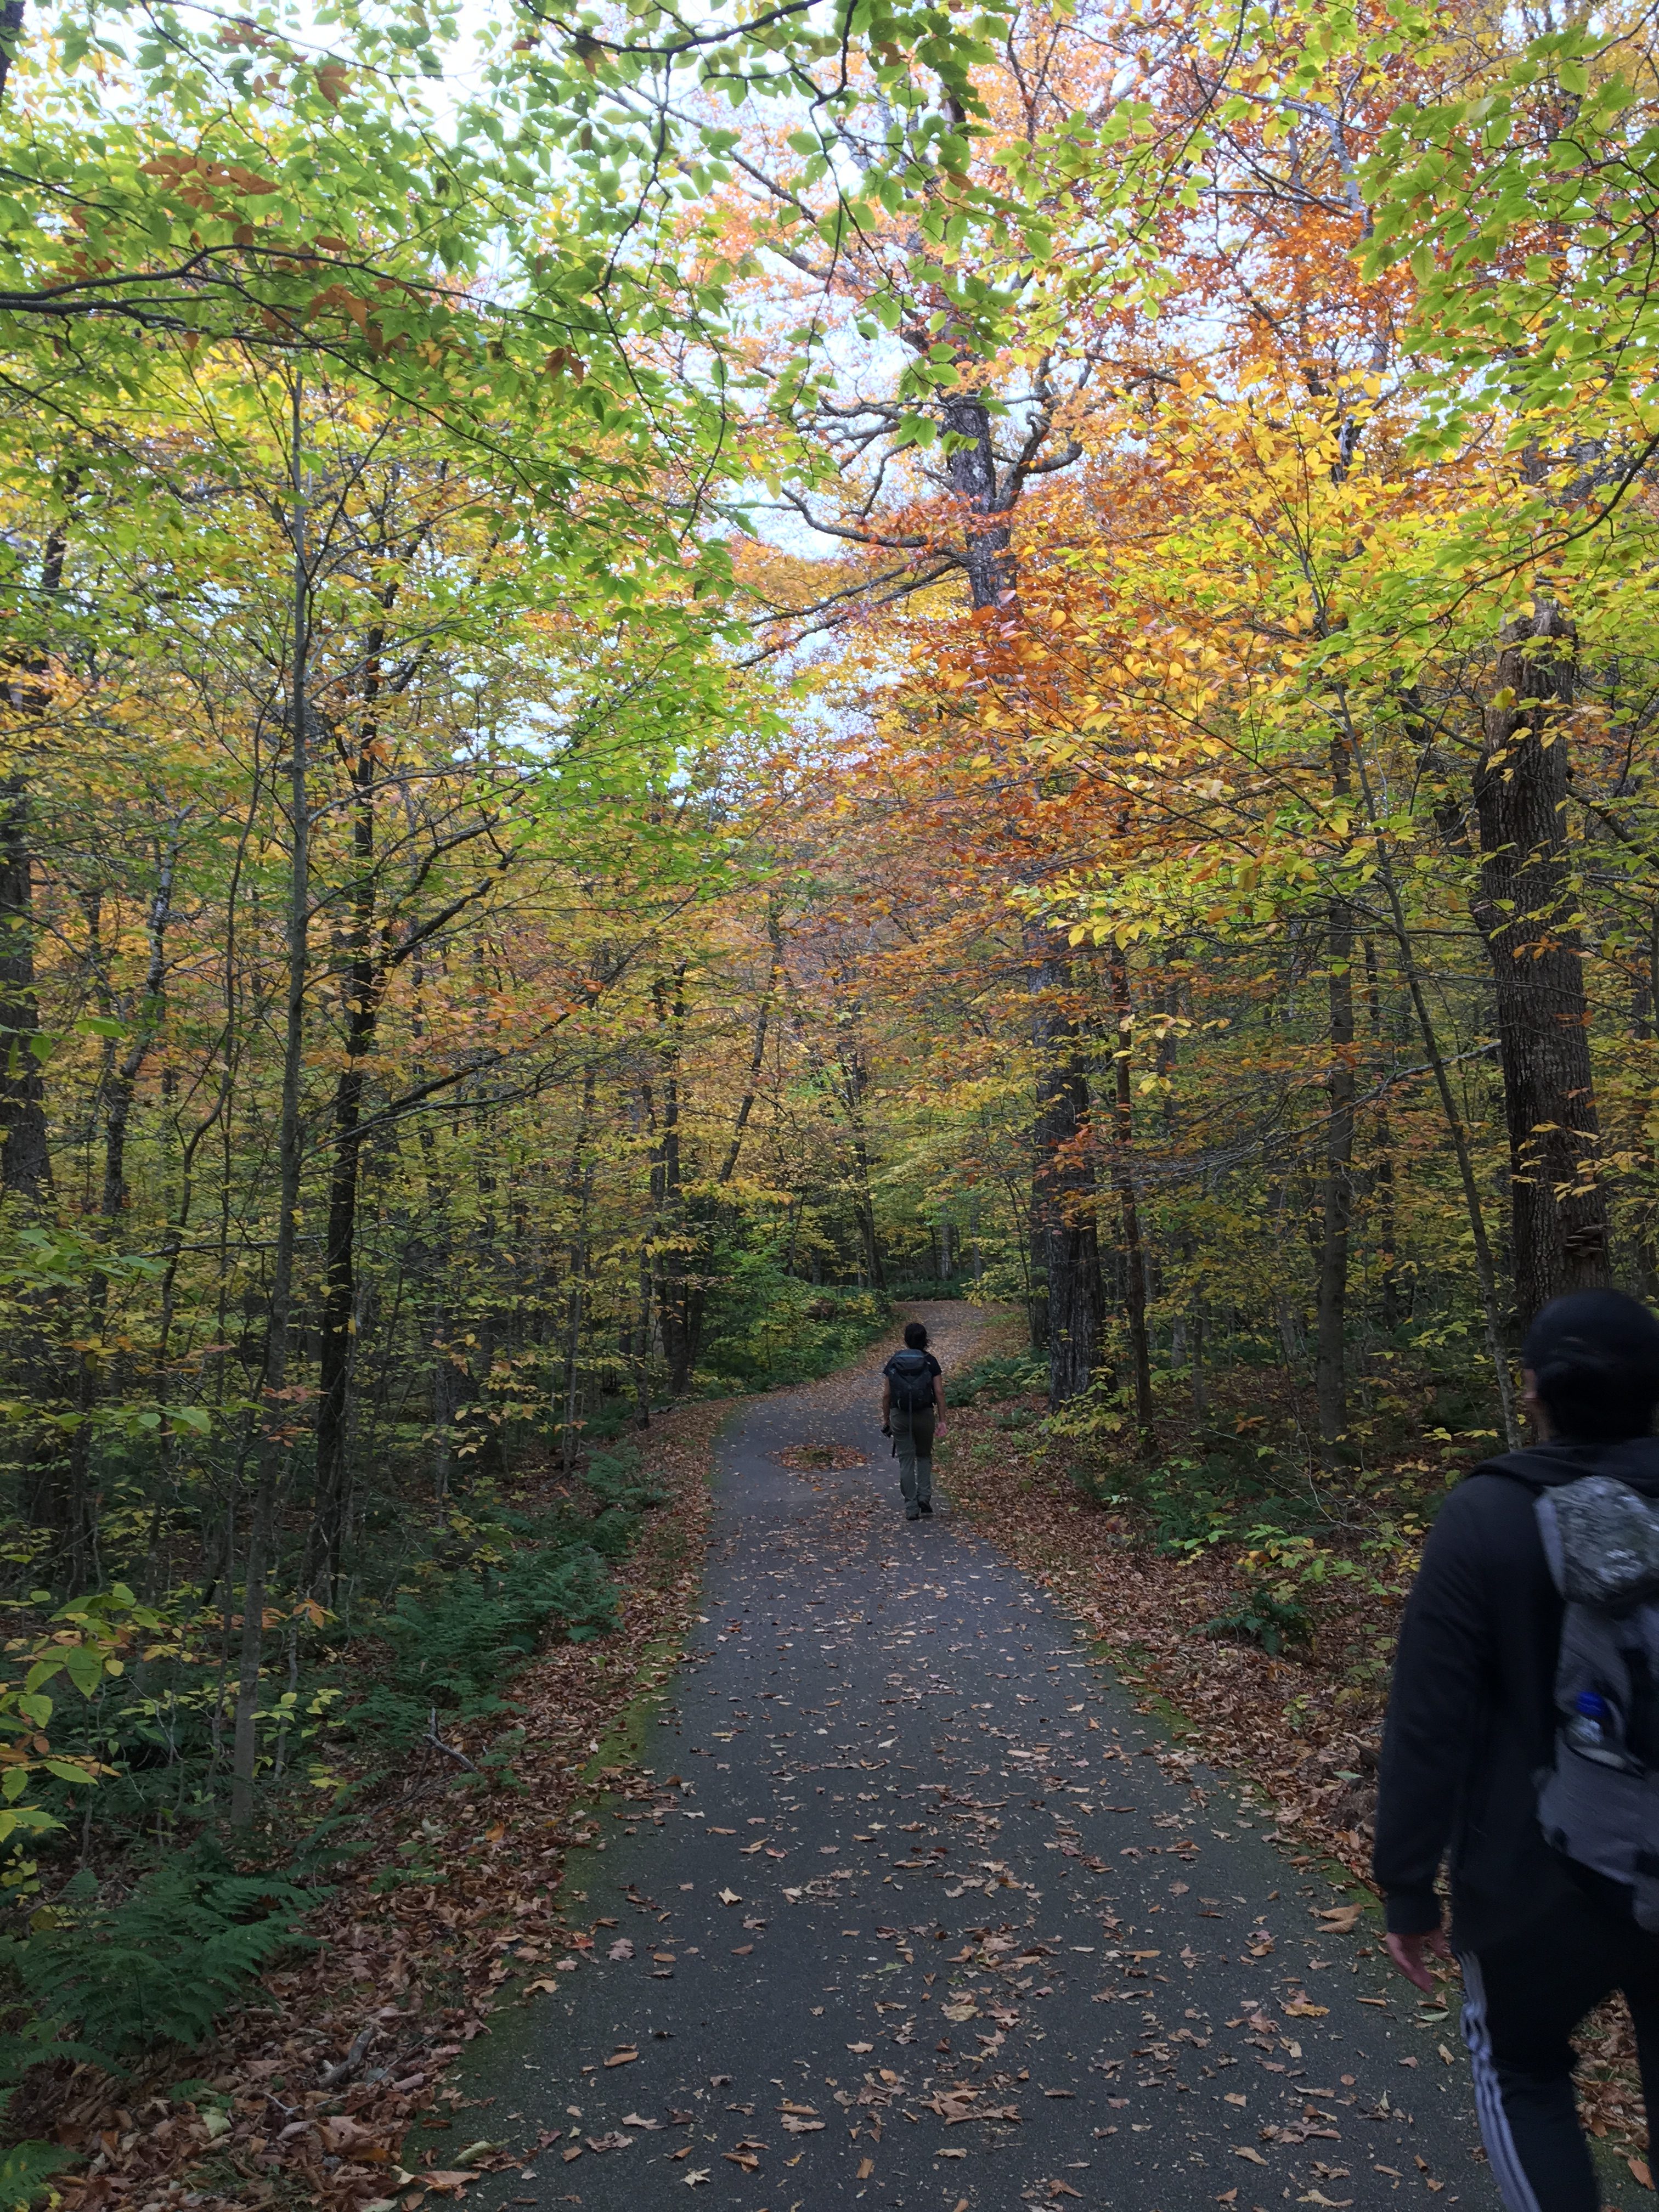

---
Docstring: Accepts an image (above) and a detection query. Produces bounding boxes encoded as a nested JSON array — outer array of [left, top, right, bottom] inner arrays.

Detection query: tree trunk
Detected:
[[1472, 605, 1610, 1322], [847, 1114, 885, 1296], [0, 518, 67, 1208], [943, 390, 1018, 613], [1027, 932, 1104, 1407], [308, 648, 385, 1596], [650, 973, 699, 1394], [233, 381, 309, 1827], [1363, 936, 1404, 1331], [0, 1, 24, 110], [1314, 866, 1357, 1452], [55, 842, 180, 1593], [560, 1069, 597, 1471], [0, 776, 50, 1203], [1108, 946, 1155, 1447], [1345, 694, 1520, 1445]]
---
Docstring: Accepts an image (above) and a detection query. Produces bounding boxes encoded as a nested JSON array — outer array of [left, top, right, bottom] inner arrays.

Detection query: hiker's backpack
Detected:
[[887, 1349, 935, 1416], [1534, 1474, 1659, 1929]]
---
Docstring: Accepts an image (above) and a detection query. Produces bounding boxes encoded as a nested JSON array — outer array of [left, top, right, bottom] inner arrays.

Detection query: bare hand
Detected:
[[1385, 1927, 1452, 1993]]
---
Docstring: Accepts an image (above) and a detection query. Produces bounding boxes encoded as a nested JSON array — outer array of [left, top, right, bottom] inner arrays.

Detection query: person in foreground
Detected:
[[1375, 1289, 1659, 2212], [881, 1321, 945, 1521]]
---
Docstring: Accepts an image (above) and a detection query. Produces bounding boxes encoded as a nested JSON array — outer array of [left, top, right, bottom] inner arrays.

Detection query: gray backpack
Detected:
[[1534, 1474, 1659, 1929]]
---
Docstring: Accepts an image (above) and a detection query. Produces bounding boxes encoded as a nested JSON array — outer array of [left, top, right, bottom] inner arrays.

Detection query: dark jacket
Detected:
[[1373, 1436, 1659, 1951]]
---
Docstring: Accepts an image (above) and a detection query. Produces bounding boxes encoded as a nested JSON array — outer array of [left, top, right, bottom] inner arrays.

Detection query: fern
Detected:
[[5, 1847, 315, 2059], [945, 1355, 1048, 1407], [0, 2140, 72, 2210], [1197, 1592, 1312, 1658], [347, 1541, 620, 1747]]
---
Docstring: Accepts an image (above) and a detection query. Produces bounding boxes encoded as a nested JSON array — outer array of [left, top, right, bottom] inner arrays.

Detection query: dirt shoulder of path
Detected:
[[55, 1399, 730, 2212], [938, 1333, 1649, 2172]]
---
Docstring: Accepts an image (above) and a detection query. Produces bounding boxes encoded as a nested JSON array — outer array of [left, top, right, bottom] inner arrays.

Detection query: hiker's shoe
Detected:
[[905, 1504, 921, 1521], [918, 1499, 933, 1515]]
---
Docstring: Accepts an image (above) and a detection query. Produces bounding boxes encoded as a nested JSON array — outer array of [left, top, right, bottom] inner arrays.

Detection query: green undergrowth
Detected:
[[697, 1259, 886, 1391], [945, 1353, 1047, 1407], [0, 1441, 673, 2198]]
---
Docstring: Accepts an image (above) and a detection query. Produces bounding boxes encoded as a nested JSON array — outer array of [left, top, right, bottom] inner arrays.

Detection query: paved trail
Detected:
[[465, 1308, 1491, 2212]]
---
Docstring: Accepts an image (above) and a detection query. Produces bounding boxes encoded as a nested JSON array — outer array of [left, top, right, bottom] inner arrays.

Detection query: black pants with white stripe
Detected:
[[1461, 1893, 1659, 2211]]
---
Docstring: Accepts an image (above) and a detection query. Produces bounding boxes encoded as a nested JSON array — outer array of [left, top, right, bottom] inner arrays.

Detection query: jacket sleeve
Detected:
[[1373, 1480, 1498, 1934]]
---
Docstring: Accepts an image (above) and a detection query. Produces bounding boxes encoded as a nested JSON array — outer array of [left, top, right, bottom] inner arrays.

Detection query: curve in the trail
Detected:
[[460, 1306, 1492, 2211]]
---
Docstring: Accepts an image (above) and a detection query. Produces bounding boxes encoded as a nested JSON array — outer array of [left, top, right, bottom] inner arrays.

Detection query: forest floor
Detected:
[[55, 1395, 731, 2212]]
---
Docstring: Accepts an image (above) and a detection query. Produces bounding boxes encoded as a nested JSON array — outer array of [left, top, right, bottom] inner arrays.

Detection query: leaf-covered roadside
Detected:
[[44, 1402, 725, 2212], [938, 1360, 1650, 2171]]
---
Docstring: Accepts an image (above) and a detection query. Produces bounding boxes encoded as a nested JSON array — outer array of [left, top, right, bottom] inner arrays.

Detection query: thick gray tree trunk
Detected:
[[1472, 606, 1610, 1322]]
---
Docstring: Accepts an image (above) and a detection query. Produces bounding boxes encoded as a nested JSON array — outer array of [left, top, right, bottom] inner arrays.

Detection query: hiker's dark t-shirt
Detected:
[[883, 1351, 940, 1415]]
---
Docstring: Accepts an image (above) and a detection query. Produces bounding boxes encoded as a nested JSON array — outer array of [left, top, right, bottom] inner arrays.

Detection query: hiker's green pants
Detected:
[[891, 1409, 935, 1505]]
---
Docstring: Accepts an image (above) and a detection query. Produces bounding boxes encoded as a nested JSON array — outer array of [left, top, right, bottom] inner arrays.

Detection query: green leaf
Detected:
[[61, 1647, 105, 1699]]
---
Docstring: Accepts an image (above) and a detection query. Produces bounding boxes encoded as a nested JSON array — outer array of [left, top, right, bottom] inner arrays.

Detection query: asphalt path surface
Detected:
[[463, 1310, 1493, 2212]]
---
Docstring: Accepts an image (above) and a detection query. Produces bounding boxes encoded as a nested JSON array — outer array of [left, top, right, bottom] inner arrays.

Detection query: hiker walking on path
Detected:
[[881, 1319, 944, 1522], [1375, 1289, 1659, 2212]]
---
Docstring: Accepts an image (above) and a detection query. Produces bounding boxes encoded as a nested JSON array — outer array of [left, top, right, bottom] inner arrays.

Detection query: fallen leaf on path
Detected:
[[858, 2157, 874, 2179], [682, 2169, 710, 2186], [622, 2113, 662, 2130], [1631, 2157, 1654, 2189], [932, 2092, 980, 2123], [1316, 1904, 1365, 1933], [607, 1939, 634, 1961], [1233, 2146, 1267, 2164], [847, 2040, 873, 2052], [1285, 2000, 1329, 2018], [781, 2116, 825, 2134], [718, 1888, 741, 1905], [604, 2047, 639, 2067], [723, 2149, 760, 2171]]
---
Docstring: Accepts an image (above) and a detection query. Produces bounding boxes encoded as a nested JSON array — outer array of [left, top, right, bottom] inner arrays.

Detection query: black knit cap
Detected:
[[1523, 1289, 1659, 1441]]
